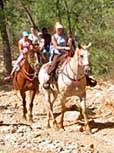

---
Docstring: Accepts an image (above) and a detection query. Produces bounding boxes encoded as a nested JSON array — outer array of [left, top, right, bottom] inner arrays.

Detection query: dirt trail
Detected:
[[0, 78, 114, 153]]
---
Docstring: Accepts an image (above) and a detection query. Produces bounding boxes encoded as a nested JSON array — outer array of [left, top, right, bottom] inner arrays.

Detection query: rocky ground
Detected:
[[1, 73, 114, 153]]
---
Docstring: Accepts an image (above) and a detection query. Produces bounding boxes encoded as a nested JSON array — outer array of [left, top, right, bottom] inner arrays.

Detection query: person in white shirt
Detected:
[[37, 32, 45, 51], [29, 26, 39, 45]]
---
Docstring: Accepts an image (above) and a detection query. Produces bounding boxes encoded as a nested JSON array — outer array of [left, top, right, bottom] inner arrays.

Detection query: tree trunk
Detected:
[[64, 0, 72, 34], [55, 0, 62, 22], [0, 0, 12, 73], [20, 0, 39, 31]]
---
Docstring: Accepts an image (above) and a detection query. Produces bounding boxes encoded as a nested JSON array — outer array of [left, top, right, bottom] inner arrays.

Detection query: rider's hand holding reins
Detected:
[[64, 46, 70, 51], [23, 48, 28, 54]]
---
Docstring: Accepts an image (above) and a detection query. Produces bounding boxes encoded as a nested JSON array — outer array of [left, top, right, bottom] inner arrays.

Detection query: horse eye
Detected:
[[80, 55, 83, 58]]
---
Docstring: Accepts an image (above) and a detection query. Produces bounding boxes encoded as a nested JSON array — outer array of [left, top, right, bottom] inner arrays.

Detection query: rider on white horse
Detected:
[[44, 22, 71, 88]]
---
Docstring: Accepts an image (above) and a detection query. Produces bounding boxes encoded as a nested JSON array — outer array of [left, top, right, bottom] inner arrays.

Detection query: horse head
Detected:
[[77, 43, 91, 75], [26, 49, 41, 76]]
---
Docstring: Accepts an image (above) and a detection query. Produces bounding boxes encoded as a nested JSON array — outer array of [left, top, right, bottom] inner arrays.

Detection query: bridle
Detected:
[[21, 51, 41, 82], [59, 49, 90, 84]]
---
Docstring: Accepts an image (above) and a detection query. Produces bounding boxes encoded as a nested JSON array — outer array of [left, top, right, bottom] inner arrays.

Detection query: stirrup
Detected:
[[43, 82, 50, 89]]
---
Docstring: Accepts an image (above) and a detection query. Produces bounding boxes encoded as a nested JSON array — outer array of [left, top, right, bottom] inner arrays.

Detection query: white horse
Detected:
[[39, 43, 91, 132]]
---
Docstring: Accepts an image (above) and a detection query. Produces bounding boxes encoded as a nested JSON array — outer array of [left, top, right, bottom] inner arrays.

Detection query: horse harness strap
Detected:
[[22, 67, 36, 82], [61, 71, 85, 84], [58, 56, 85, 84]]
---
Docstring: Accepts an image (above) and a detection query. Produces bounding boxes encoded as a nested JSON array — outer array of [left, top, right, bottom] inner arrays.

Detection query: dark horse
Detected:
[[13, 50, 41, 122]]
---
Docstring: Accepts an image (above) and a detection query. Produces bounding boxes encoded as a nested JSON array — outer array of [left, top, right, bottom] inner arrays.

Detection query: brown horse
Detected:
[[13, 50, 41, 122]]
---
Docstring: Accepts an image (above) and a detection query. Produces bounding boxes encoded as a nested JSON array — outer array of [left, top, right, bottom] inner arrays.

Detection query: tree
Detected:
[[0, 0, 12, 73], [20, 0, 39, 30], [63, 0, 72, 34], [55, 0, 62, 22]]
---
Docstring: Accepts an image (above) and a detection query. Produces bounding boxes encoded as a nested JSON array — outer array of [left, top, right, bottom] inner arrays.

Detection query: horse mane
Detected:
[[26, 51, 39, 71]]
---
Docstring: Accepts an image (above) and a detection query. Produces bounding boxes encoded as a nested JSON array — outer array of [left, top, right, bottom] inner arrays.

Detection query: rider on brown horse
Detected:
[[11, 31, 33, 75]]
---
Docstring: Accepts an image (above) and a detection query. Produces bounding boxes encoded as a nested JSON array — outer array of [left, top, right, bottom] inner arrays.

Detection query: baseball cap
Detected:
[[38, 32, 43, 36], [23, 31, 29, 37], [55, 22, 63, 29]]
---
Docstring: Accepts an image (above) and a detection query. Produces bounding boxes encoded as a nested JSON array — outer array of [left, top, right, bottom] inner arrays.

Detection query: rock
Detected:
[[89, 144, 94, 153], [0, 120, 4, 125], [10, 128, 17, 134], [0, 139, 5, 145], [95, 92, 103, 97], [17, 125, 31, 134], [64, 111, 80, 122], [58, 147, 64, 152], [108, 85, 114, 91]]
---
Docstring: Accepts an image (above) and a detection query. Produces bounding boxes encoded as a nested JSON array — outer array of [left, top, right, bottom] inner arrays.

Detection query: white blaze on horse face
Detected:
[[80, 49, 90, 73], [34, 53, 39, 65], [80, 49, 89, 66]]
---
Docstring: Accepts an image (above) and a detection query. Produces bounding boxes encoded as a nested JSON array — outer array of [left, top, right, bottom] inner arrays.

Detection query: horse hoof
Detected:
[[22, 115, 27, 120], [85, 128, 91, 135], [80, 126, 91, 134], [59, 127, 65, 132], [84, 129, 91, 135], [85, 124, 91, 133], [29, 119, 34, 123], [79, 126, 84, 132], [77, 114, 83, 121], [45, 125, 51, 129], [53, 123, 59, 129], [58, 123, 65, 131], [44, 124, 51, 129]]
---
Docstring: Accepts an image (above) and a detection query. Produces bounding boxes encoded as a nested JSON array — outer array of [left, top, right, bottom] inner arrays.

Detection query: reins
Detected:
[[22, 67, 35, 82], [60, 49, 86, 84]]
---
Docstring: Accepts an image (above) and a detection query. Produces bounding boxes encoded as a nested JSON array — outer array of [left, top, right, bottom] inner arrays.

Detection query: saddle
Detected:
[[50, 55, 67, 80]]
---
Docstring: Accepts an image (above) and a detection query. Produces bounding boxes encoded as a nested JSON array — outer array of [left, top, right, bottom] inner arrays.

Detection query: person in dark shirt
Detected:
[[42, 27, 51, 52]]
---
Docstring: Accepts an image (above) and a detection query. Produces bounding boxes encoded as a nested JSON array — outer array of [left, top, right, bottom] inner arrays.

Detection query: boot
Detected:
[[43, 81, 50, 89], [11, 64, 20, 76], [43, 73, 54, 89]]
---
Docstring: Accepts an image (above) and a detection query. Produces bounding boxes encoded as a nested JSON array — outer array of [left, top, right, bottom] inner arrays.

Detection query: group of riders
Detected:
[[9, 21, 96, 88]]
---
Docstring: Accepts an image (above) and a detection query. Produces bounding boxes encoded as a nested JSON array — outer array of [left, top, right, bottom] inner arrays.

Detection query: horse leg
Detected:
[[50, 89, 58, 128], [45, 89, 57, 128], [77, 103, 83, 122], [45, 90, 51, 128], [58, 94, 66, 130], [20, 90, 27, 120], [28, 90, 36, 122], [80, 95, 90, 133]]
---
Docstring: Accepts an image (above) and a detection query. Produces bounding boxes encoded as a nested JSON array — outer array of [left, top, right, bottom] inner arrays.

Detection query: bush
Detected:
[[90, 48, 114, 76]]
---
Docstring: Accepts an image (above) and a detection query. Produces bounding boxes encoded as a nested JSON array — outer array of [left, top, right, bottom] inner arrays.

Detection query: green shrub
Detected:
[[90, 48, 114, 76]]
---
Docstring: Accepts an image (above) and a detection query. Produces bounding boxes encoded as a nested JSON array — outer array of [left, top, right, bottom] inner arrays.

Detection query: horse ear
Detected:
[[78, 43, 82, 49], [86, 42, 92, 49], [81, 42, 92, 50], [78, 42, 92, 50]]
